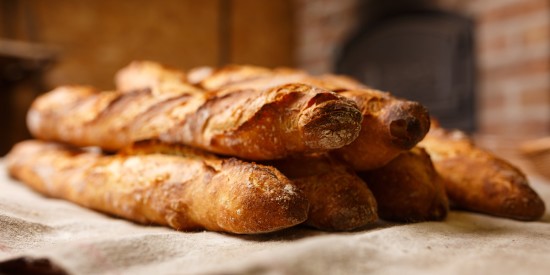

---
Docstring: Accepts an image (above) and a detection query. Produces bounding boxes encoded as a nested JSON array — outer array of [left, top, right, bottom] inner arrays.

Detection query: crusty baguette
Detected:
[[28, 82, 362, 160], [115, 61, 430, 170], [192, 64, 364, 93], [269, 155, 378, 231], [360, 147, 449, 222], [188, 64, 431, 170], [196, 64, 278, 90], [125, 141, 378, 231], [115, 60, 203, 95], [6, 140, 309, 234], [333, 89, 430, 170], [419, 127, 545, 221], [27, 85, 202, 150], [116, 62, 430, 170]]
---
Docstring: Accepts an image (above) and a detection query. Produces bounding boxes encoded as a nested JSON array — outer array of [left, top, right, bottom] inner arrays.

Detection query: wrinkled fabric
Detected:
[[2, 160, 550, 275]]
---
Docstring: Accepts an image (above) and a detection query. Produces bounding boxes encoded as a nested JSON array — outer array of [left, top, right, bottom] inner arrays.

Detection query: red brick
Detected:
[[514, 119, 550, 135], [520, 88, 550, 106], [479, 90, 507, 111], [478, 35, 509, 55], [478, 0, 549, 23], [481, 58, 550, 80], [478, 119, 510, 136], [479, 118, 550, 137], [294, 1, 361, 73], [522, 24, 550, 46]]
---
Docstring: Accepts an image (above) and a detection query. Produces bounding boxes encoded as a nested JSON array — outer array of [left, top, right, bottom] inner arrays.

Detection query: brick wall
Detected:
[[293, 0, 362, 74], [294, 0, 550, 139], [469, 0, 550, 138]]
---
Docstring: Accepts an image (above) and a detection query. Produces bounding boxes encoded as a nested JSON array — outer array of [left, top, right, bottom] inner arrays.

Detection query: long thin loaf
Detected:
[[28, 81, 363, 160], [360, 147, 449, 222], [419, 127, 545, 221], [334, 89, 430, 170], [268, 154, 378, 231], [123, 62, 429, 170], [115, 60, 203, 96], [127, 141, 378, 231], [6, 140, 309, 234], [197, 65, 431, 170]]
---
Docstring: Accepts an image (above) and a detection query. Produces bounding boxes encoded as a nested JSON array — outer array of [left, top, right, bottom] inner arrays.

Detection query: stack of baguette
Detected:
[[5, 61, 545, 235]]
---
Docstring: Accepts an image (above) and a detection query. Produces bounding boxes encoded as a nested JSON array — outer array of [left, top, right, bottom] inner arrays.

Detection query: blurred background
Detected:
[[1, 0, 549, 156]]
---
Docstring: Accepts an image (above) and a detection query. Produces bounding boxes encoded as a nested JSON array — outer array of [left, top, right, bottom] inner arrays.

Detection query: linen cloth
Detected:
[[2, 160, 550, 275]]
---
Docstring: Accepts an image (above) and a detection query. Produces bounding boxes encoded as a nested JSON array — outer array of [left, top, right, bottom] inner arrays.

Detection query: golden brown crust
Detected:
[[419, 128, 545, 221], [187, 66, 215, 85], [127, 141, 378, 231], [115, 62, 430, 169], [28, 86, 198, 150], [6, 140, 309, 234], [332, 90, 430, 170], [28, 82, 362, 160], [316, 74, 368, 91], [269, 155, 378, 231], [360, 147, 449, 222], [198, 65, 282, 90], [115, 60, 203, 95], [161, 83, 363, 159], [188, 64, 430, 170]]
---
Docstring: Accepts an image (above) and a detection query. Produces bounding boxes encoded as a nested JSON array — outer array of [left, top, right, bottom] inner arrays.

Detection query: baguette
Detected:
[[116, 62, 430, 170], [188, 64, 431, 170], [419, 127, 545, 221], [115, 60, 203, 96], [27, 85, 202, 150], [333, 89, 430, 170], [195, 64, 278, 90], [116, 62, 432, 170], [28, 82, 362, 160], [360, 147, 449, 222], [6, 140, 309, 234], [192, 64, 364, 92], [269, 155, 378, 231], [126, 141, 378, 231]]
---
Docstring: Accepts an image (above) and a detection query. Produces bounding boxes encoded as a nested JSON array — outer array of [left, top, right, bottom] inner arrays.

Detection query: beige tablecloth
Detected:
[[2, 159, 550, 275]]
